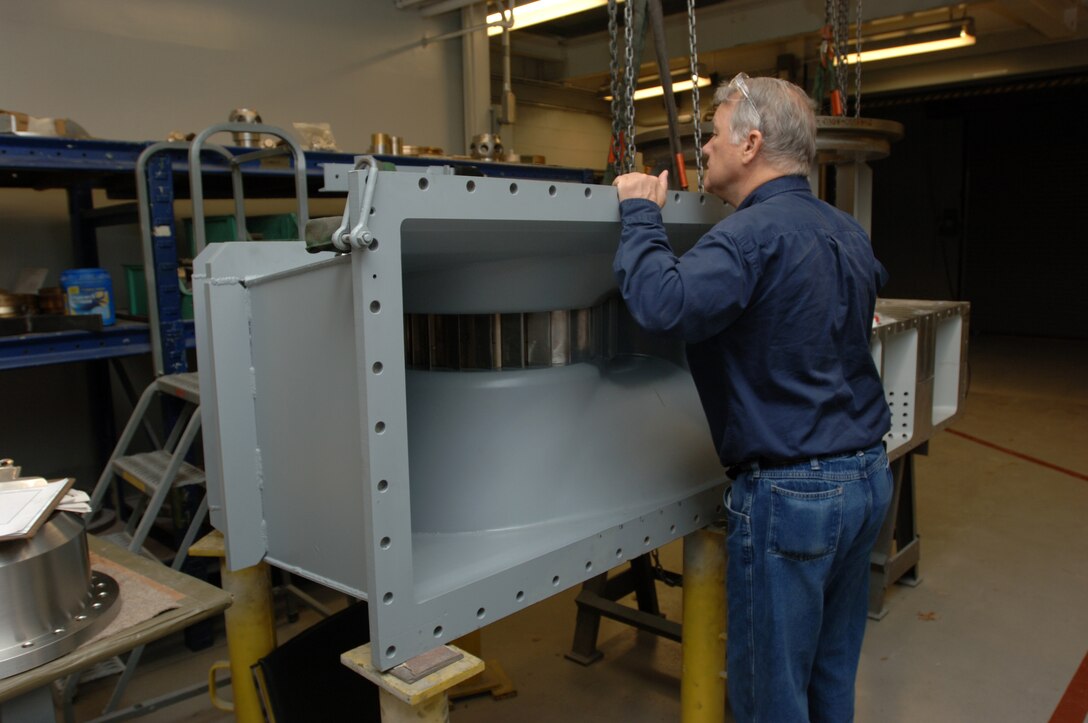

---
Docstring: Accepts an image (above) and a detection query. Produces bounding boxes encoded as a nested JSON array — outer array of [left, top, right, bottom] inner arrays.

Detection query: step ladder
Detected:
[[88, 372, 208, 564], [75, 371, 210, 719]]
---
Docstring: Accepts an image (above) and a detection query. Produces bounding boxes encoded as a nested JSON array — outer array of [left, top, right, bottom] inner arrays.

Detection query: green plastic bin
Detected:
[[124, 265, 192, 320]]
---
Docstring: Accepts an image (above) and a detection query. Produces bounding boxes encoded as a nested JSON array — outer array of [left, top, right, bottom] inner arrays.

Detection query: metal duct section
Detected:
[[194, 170, 730, 670]]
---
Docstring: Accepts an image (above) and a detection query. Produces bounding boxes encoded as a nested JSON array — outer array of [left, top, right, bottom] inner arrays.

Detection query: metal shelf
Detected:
[[0, 320, 195, 371], [0, 133, 595, 373], [0, 134, 349, 373], [0, 135, 343, 197]]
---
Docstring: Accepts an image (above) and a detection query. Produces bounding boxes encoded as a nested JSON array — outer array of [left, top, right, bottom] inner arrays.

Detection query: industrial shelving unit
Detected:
[[0, 134, 352, 373], [0, 133, 595, 374]]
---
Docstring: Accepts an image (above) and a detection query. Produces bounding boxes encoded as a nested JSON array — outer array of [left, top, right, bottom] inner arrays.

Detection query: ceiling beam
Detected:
[[994, 0, 1079, 37]]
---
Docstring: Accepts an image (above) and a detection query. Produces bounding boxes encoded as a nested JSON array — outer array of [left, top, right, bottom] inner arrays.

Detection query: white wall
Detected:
[[1, 0, 462, 151], [513, 106, 611, 170], [0, 0, 467, 480], [0, 0, 466, 291]]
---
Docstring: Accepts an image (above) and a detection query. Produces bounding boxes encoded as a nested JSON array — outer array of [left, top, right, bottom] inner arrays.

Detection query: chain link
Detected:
[[607, 0, 624, 176], [854, 0, 862, 117], [623, 0, 636, 174], [833, 0, 849, 110], [686, 0, 703, 191]]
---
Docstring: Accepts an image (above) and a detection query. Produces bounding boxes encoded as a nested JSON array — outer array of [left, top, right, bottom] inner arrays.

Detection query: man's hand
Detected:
[[613, 170, 669, 208]]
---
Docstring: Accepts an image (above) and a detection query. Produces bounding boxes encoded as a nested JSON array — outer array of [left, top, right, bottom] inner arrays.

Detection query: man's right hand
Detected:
[[614, 170, 669, 208]]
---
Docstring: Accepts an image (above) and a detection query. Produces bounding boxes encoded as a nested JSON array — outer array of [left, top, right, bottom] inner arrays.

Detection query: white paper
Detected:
[[0, 477, 70, 538]]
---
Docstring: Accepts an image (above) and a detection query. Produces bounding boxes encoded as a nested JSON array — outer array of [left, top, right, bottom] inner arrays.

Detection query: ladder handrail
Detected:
[[188, 123, 311, 255]]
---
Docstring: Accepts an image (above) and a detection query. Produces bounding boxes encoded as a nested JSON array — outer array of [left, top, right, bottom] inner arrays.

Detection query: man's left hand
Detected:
[[614, 170, 669, 208]]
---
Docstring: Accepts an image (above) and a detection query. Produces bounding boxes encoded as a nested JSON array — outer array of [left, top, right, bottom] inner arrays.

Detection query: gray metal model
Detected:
[[194, 163, 968, 670], [195, 167, 729, 671]]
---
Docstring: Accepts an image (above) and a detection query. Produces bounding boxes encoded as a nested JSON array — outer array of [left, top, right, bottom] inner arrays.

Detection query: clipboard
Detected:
[[0, 477, 76, 541]]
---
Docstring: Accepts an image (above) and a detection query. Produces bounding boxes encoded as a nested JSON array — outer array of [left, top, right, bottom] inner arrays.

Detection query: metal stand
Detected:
[[189, 531, 276, 723], [342, 643, 484, 723], [869, 450, 923, 619], [565, 553, 680, 665], [681, 527, 727, 723]]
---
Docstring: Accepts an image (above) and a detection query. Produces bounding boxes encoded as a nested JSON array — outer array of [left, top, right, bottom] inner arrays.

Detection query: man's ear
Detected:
[[741, 130, 763, 164]]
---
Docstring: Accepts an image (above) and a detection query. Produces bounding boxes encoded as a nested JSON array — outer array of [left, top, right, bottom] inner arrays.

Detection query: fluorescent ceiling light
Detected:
[[603, 75, 712, 102], [486, 0, 615, 37], [632, 75, 712, 101], [844, 18, 975, 64]]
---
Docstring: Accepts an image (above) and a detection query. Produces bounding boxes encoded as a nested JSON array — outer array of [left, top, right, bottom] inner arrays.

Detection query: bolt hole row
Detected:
[[381, 512, 711, 662], [421, 178, 601, 200]]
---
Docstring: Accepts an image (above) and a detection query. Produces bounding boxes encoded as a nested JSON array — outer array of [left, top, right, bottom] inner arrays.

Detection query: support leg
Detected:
[[869, 452, 922, 618], [681, 526, 727, 723], [190, 531, 275, 723]]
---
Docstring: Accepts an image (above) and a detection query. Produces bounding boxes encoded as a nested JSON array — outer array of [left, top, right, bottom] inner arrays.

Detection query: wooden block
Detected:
[[341, 643, 484, 707]]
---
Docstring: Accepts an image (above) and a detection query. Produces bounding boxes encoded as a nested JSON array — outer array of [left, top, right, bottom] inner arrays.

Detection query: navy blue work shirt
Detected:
[[614, 175, 891, 468]]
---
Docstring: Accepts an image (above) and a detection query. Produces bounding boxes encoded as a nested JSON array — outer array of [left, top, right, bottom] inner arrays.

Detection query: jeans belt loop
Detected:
[[751, 461, 761, 478], [809, 457, 820, 471]]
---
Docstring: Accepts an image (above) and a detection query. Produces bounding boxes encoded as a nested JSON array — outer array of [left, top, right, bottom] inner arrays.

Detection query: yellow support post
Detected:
[[681, 526, 727, 723], [190, 531, 277, 723]]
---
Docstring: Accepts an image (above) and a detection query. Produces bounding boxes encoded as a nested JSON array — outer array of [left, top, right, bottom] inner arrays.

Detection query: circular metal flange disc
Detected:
[[816, 116, 904, 163], [0, 570, 121, 679]]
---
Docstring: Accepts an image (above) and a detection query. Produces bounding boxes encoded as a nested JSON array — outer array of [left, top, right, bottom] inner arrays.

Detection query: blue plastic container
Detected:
[[60, 268, 115, 326]]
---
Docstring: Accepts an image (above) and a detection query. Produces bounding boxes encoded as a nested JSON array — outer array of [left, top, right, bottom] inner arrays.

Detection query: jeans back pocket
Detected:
[[768, 482, 844, 561]]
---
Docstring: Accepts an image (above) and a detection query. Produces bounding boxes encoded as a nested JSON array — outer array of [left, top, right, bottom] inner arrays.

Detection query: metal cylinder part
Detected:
[[228, 108, 263, 148], [371, 133, 394, 154], [0, 513, 120, 679], [469, 133, 503, 161]]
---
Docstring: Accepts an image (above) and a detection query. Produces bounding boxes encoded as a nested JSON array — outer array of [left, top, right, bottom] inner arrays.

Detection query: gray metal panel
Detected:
[[193, 242, 334, 570], [247, 256, 370, 596], [404, 358, 721, 601], [343, 173, 729, 669], [196, 173, 731, 670], [872, 299, 971, 460]]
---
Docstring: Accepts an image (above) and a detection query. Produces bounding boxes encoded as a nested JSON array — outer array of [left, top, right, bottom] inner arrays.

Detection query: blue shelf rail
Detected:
[[0, 321, 196, 372]]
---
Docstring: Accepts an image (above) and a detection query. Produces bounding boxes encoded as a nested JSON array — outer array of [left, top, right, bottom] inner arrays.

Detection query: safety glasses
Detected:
[[728, 72, 761, 125]]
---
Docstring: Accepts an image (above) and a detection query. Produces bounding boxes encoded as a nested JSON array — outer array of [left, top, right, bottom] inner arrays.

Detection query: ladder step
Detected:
[[113, 451, 205, 495], [101, 531, 171, 563], [155, 372, 200, 404]]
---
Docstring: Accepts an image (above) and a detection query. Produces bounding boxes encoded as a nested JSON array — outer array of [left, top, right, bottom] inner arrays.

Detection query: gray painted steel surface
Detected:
[[195, 171, 729, 670], [194, 168, 969, 670]]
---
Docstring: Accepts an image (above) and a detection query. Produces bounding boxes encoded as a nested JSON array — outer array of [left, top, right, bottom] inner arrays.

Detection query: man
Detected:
[[613, 74, 893, 722]]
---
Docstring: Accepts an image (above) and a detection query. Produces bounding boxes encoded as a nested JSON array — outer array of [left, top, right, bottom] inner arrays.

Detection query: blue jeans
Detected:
[[725, 444, 893, 723]]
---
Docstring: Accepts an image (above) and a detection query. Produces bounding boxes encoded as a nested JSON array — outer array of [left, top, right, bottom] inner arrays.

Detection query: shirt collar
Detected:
[[736, 175, 812, 211]]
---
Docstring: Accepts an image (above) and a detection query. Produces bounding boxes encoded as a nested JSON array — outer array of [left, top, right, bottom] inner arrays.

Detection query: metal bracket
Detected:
[[345, 156, 381, 251]]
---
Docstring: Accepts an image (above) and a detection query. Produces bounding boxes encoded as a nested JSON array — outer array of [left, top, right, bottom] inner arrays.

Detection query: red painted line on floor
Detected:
[[947, 429, 1088, 482], [1049, 650, 1088, 723]]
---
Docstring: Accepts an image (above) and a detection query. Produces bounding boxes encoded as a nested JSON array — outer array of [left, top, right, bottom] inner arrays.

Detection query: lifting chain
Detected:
[[622, 0, 636, 174], [686, 0, 703, 191], [854, 0, 863, 117], [819, 0, 862, 116], [608, 0, 625, 177], [607, 0, 637, 177], [830, 0, 849, 111]]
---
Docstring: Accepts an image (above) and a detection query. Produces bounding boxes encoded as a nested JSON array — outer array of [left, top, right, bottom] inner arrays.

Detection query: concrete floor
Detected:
[[65, 334, 1088, 722]]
